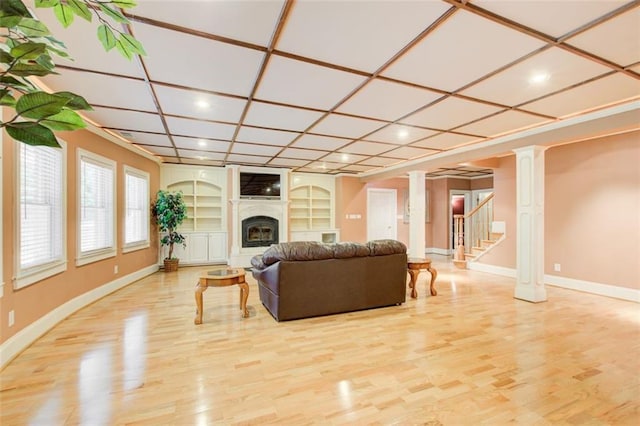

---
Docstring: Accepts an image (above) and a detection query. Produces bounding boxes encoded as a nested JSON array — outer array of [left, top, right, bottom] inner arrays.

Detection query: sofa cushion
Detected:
[[262, 241, 334, 266], [367, 239, 407, 256], [333, 242, 370, 258]]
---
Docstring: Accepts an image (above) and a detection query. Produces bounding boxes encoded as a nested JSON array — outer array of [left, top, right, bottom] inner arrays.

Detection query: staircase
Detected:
[[452, 193, 505, 269]]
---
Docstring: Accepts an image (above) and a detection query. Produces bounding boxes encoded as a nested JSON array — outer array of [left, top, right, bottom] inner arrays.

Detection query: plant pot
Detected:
[[164, 258, 179, 272]]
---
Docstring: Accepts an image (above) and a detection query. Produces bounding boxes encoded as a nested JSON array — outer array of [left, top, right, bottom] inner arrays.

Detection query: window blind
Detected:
[[19, 144, 63, 269], [80, 155, 114, 253], [124, 169, 149, 245]]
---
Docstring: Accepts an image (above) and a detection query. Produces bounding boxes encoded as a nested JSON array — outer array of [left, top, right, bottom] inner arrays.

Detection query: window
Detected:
[[123, 166, 150, 251], [15, 142, 66, 289], [78, 149, 116, 265]]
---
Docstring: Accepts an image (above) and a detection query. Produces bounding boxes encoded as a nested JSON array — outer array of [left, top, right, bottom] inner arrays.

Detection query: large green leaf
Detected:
[[0, 0, 30, 17], [112, 0, 137, 8], [16, 92, 69, 119], [53, 3, 74, 28], [0, 16, 22, 27], [120, 33, 146, 56], [0, 76, 29, 90], [16, 18, 51, 37], [67, 0, 92, 21], [40, 109, 86, 131], [8, 62, 54, 77], [10, 42, 47, 60], [114, 37, 133, 60], [97, 24, 116, 51], [5, 121, 61, 147], [0, 50, 13, 64], [35, 53, 56, 70], [54, 91, 93, 110], [0, 89, 17, 107], [35, 0, 60, 8], [98, 3, 129, 24]]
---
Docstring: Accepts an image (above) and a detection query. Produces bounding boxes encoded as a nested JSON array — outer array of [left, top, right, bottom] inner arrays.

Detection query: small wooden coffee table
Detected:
[[195, 268, 249, 325], [407, 258, 437, 298]]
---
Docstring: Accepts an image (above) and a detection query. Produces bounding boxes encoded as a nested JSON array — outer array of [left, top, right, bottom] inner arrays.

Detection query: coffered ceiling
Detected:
[[29, 0, 640, 178]]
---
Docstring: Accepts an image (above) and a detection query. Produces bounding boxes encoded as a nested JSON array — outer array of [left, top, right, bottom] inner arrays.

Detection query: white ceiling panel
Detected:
[[236, 127, 300, 146], [279, 148, 328, 160], [306, 161, 345, 171], [173, 137, 230, 152], [341, 164, 378, 173], [566, 8, 640, 66], [412, 133, 481, 150], [309, 114, 386, 139], [382, 146, 437, 160], [456, 110, 552, 137], [83, 108, 165, 133], [382, 10, 546, 91], [359, 156, 404, 167], [120, 131, 173, 147], [461, 47, 612, 107], [364, 124, 437, 145], [226, 154, 270, 165], [134, 24, 264, 96], [131, 0, 285, 46], [243, 102, 324, 131], [337, 79, 442, 121], [165, 117, 236, 139], [322, 152, 368, 164], [231, 143, 282, 156], [277, 1, 449, 72], [291, 134, 351, 151], [269, 158, 310, 168], [39, 71, 155, 112], [179, 150, 227, 161], [146, 146, 177, 157], [255, 56, 367, 109], [400, 97, 504, 130], [522, 73, 640, 117], [340, 141, 394, 156], [474, 0, 629, 38], [153, 85, 247, 122]]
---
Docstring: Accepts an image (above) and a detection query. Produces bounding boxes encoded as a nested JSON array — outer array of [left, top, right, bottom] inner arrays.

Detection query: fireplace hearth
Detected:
[[242, 216, 279, 248]]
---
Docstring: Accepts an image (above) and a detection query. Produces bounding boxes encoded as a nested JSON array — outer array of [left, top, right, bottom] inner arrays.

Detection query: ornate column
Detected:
[[408, 171, 426, 259], [513, 145, 547, 302]]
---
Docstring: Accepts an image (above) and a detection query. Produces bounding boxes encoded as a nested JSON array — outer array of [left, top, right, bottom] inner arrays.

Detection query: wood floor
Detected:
[[1, 256, 639, 425]]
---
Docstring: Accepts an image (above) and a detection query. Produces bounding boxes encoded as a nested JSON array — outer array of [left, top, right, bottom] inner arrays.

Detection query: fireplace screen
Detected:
[[242, 216, 279, 248]]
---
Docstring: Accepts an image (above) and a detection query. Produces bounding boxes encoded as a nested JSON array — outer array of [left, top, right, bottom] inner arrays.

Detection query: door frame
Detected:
[[449, 190, 471, 254], [367, 188, 397, 242]]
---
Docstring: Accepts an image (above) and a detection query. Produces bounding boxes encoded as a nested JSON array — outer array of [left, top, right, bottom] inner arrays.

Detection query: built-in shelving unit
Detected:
[[166, 180, 223, 232], [289, 174, 339, 243]]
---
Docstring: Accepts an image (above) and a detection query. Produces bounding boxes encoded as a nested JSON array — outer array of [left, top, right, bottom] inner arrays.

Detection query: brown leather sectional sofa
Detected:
[[251, 240, 408, 321]]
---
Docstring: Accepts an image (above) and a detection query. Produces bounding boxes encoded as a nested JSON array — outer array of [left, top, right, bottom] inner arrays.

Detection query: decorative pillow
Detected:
[[367, 239, 407, 256]]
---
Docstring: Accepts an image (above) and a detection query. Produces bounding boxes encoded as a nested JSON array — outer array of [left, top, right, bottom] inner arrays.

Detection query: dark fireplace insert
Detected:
[[242, 215, 279, 248]]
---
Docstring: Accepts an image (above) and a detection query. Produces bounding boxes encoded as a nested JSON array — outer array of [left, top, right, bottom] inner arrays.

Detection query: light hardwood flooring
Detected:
[[1, 256, 639, 425]]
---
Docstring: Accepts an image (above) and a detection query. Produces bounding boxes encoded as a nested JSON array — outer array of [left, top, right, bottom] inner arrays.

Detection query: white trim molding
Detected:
[[545, 274, 640, 303], [468, 262, 517, 278], [426, 247, 451, 256], [0, 264, 158, 369]]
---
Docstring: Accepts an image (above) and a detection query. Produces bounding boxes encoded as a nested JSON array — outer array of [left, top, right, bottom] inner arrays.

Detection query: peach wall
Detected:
[[545, 131, 639, 288], [1, 127, 160, 344]]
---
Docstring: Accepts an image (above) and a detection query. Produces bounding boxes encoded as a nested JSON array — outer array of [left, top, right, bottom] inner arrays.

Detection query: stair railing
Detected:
[[453, 193, 494, 261]]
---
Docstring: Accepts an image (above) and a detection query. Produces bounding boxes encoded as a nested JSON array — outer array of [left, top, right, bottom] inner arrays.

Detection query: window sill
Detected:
[[14, 261, 68, 290], [76, 249, 116, 267], [122, 242, 150, 254]]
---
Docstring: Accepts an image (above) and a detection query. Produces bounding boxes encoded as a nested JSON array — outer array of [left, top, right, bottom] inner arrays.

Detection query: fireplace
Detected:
[[242, 216, 279, 248]]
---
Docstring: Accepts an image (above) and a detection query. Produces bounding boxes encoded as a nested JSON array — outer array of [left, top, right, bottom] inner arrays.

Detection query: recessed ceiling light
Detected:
[[529, 72, 550, 85], [195, 100, 210, 108], [398, 128, 410, 140], [198, 139, 207, 147], [198, 156, 208, 161], [341, 154, 349, 162]]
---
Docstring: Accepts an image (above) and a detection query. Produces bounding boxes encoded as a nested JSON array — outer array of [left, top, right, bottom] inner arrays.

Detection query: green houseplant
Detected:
[[152, 189, 187, 272]]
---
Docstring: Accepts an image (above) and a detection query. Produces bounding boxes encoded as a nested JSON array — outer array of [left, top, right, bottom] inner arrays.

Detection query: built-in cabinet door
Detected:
[[189, 233, 209, 263], [208, 233, 227, 262]]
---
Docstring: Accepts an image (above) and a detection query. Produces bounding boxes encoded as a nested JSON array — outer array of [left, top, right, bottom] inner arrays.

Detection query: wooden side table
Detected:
[[195, 268, 249, 325], [407, 258, 437, 298]]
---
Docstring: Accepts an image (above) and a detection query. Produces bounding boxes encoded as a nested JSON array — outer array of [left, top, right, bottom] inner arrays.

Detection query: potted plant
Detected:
[[152, 189, 187, 272]]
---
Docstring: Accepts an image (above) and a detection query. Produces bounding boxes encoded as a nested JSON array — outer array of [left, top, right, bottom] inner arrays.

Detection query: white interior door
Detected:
[[367, 189, 397, 241]]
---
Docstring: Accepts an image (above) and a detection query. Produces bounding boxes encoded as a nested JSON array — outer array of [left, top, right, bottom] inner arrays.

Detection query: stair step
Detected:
[[453, 259, 467, 269], [471, 246, 485, 255], [464, 253, 477, 260], [481, 239, 497, 248], [490, 232, 504, 240]]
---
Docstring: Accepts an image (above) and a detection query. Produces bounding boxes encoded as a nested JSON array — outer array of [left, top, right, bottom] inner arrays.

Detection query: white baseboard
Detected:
[[545, 274, 640, 303], [0, 264, 159, 370], [468, 262, 517, 278], [426, 247, 451, 256]]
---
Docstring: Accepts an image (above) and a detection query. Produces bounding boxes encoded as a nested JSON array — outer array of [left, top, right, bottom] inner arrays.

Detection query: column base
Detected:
[[514, 284, 547, 303]]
